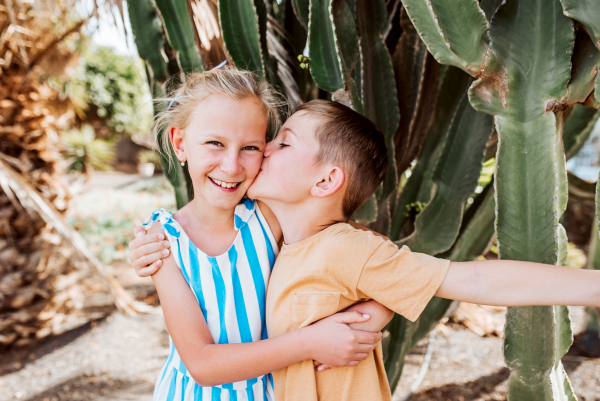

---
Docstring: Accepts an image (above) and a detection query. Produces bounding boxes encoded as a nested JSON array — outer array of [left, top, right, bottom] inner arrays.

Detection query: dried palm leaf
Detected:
[[0, 158, 154, 315]]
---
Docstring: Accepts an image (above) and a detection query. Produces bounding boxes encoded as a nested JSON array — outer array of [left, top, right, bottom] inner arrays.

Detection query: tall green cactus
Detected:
[[127, 0, 190, 209], [402, 0, 600, 397]]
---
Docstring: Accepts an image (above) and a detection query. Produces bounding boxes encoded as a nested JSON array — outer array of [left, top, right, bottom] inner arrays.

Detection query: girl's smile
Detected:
[[208, 177, 242, 190]]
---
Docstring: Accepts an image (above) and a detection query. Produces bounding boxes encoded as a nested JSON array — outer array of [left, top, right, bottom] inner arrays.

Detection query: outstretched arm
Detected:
[[146, 223, 382, 387], [436, 259, 600, 307]]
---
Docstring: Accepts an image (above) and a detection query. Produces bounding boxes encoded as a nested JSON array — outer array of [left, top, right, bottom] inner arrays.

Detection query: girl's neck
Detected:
[[174, 196, 238, 257], [183, 197, 236, 233]]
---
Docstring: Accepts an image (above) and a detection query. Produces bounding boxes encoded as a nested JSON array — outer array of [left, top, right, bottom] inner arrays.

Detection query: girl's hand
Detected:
[[301, 311, 382, 369], [313, 300, 393, 371], [128, 226, 171, 277]]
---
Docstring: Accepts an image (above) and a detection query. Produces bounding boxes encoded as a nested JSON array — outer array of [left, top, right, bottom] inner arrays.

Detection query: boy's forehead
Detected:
[[286, 110, 323, 139]]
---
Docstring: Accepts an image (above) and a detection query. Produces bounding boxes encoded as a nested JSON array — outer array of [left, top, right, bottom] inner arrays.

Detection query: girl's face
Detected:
[[171, 94, 268, 211]]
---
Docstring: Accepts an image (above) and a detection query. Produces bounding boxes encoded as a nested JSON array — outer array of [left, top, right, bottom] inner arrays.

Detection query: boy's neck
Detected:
[[266, 199, 347, 245]]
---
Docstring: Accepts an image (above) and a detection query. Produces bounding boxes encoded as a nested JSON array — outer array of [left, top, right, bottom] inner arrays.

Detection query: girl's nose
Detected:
[[220, 151, 242, 176]]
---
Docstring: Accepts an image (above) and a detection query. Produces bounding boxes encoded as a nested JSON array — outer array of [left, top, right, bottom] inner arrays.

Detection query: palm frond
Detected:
[[0, 158, 155, 316]]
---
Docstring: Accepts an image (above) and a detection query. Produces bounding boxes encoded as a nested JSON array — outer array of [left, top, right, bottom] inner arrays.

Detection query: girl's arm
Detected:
[[147, 223, 382, 387], [436, 259, 600, 307]]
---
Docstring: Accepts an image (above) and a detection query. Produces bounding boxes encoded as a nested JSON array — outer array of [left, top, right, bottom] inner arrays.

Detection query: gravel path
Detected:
[[0, 311, 169, 401]]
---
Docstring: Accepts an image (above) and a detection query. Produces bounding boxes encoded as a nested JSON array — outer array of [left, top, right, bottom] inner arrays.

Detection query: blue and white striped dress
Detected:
[[143, 198, 278, 401]]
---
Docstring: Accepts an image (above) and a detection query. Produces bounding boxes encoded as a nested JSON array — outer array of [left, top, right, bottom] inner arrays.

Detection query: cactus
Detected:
[[127, 0, 190, 209], [154, 0, 204, 73], [128, 0, 600, 394], [219, 0, 266, 79]]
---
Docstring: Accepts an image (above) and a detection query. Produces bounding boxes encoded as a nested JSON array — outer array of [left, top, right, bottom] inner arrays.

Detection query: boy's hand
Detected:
[[302, 311, 382, 370], [128, 226, 171, 277]]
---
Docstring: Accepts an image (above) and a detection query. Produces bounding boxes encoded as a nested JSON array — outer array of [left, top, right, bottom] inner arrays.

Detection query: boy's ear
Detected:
[[170, 127, 186, 161], [311, 166, 345, 198]]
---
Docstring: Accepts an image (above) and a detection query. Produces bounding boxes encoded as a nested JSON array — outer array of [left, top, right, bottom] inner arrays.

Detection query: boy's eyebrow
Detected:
[[282, 127, 297, 137]]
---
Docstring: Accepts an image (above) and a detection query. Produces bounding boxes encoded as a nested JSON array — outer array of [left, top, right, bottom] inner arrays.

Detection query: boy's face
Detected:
[[247, 111, 324, 204]]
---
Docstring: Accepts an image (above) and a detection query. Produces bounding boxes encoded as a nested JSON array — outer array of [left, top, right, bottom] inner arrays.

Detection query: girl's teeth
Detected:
[[212, 178, 238, 189]]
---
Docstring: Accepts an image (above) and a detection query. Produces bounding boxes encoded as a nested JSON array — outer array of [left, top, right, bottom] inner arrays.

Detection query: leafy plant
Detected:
[[67, 45, 153, 138], [62, 125, 115, 174]]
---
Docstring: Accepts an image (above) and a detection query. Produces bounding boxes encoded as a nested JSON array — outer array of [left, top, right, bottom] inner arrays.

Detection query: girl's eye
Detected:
[[279, 143, 289, 148], [242, 146, 260, 151]]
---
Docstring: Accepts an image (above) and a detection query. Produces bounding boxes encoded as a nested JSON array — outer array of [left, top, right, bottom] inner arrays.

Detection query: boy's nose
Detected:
[[263, 141, 274, 157]]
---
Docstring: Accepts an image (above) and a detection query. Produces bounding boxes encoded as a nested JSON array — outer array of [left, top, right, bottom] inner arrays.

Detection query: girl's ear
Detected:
[[311, 166, 345, 198], [170, 127, 186, 161]]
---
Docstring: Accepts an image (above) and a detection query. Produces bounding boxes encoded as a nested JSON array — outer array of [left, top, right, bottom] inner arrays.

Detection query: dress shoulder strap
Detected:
[[142, 208, 183, 241]]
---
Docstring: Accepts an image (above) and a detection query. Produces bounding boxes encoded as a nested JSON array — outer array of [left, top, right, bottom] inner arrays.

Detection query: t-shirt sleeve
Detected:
[[356, 242, 450, 322]]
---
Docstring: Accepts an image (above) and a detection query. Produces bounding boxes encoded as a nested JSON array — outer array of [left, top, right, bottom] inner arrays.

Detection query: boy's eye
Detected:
[[208, 141, 224, 147], [242, 146, 260, 151]]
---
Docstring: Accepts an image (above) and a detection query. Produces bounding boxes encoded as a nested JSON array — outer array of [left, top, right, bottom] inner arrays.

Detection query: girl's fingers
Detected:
[[354, 330, 381, 345], [356, 344, 376, 354]]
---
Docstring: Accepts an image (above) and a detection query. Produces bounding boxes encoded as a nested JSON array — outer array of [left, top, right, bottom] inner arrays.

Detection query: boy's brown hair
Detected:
[[295, 100, 388, 219]]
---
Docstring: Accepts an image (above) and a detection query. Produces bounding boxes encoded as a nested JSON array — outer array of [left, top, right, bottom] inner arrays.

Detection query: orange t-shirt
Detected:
[[265, 223, 450, 401]]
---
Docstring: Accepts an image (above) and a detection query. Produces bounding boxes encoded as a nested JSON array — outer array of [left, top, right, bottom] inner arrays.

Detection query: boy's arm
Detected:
[[345, 300, 394, 332], [147, 223, 382, 387], [436, 259, 600, 307]]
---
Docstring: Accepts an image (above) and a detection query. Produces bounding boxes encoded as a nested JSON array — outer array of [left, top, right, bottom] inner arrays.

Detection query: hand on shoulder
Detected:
[[128, 223, 171, 277]]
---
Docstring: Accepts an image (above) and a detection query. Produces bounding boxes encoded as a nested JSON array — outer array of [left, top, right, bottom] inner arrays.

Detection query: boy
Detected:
[[131, 100, 600, 400]]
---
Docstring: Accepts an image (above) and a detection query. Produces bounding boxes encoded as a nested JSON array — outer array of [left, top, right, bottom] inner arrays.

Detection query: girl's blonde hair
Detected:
[[152, 66, 288, 167]]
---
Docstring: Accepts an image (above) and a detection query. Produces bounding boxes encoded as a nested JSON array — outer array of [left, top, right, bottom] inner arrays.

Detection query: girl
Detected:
[[137, 67, 392, 401]]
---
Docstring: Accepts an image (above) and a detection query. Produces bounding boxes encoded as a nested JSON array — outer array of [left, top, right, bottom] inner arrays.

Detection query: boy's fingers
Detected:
[[134, 226, 146, 237], [133, 242, 170, 260], [130, 233, 166, 250], [313, 361, 322, 367], [334, 310, 370, 324], [137, 260, 162, 277], [134, 251, 168, 271]]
